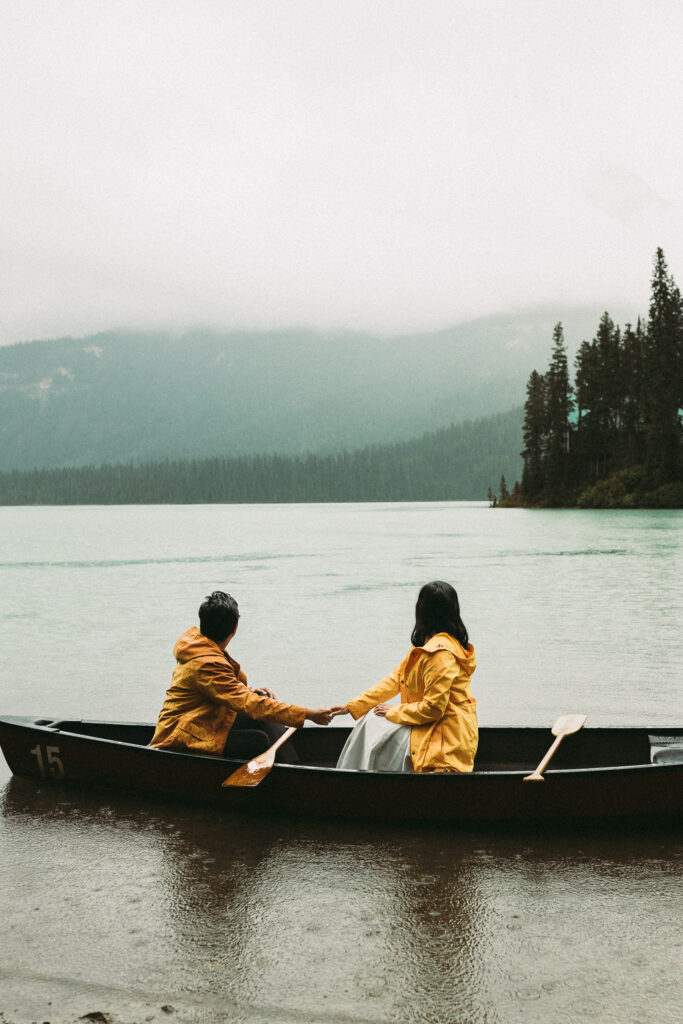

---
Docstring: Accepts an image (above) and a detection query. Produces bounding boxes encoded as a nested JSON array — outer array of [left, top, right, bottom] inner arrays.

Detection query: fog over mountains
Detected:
[[0, 306, 636, 473]]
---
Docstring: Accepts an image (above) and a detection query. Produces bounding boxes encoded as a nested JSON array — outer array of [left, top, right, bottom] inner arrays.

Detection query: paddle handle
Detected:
[[268, 726, 297, 754], [523, 734, 564, 783]]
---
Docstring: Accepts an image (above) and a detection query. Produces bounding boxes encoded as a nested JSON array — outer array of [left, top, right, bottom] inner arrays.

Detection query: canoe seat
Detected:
[[649, 734, 683, 765]]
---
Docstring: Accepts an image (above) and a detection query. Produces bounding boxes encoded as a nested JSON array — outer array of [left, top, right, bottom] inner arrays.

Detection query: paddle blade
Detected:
[[523, 713, 588, 783], [552, 713, 587, 738], [222, 751, 275, 788], [221, 726, 297, 788]]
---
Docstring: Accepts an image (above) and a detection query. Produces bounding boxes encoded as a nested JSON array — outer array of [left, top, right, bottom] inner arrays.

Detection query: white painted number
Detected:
[[46, 746, 65, 778], [29, 744, 44, 775], [29, 744, 65, 778]]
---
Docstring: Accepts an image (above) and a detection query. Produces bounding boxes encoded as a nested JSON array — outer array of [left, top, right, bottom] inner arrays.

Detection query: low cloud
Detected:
[[585, 163, 669, 228]]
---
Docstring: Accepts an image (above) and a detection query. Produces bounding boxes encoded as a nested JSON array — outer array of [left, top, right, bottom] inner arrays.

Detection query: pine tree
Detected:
[[521, 369, 546, 499], [599, 315, 622, 443], [543, 323, 573, 498], [621, 319, 646, 466], [591, 312, 621, 474], [575, 338, 600, 480], [644, 248, 683, 480]]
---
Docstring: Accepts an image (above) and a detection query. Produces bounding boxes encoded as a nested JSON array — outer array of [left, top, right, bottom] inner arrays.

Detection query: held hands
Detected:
[[305, 702, 389, 725], [306, 707, 334, 726], [306, 704, 351, 725], [306, 702, 389, 726]]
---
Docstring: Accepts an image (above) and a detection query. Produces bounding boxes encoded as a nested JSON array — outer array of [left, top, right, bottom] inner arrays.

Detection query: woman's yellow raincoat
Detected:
[[346, 633, 477, 773]]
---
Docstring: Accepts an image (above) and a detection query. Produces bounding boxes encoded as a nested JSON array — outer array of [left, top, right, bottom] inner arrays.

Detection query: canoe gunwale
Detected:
[[0, 714, 679, 779]]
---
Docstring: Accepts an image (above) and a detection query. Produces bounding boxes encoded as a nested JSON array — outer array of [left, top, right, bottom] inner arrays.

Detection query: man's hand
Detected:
[[372, 703, 390, 717], [306, 707, 333, 726], [252, 686, 277, 699], [329, 704, 350, 717]]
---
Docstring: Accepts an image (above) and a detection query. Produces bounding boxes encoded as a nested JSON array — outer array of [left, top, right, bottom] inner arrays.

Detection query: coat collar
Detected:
[[419, 632, 463, 656], [415, 632, 476, 675], [174, 625, 241, 672]]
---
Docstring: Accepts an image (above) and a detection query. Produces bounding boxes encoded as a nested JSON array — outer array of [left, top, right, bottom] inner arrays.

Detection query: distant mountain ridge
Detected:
[[0, 306, 636, 471]]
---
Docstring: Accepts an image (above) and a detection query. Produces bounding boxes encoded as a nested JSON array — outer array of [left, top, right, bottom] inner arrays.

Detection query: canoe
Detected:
[[0, 715, 681, 825]]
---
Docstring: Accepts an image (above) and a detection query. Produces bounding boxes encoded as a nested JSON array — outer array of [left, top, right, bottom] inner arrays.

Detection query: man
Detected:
[[151, 591, 331, 761]]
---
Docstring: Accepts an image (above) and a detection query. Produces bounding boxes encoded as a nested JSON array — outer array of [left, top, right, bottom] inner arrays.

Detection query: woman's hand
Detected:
[[252, 686, 277, 699], [306, 707, 333, 726], [373, 703, 390, 717], [329, 704, 350, 717]]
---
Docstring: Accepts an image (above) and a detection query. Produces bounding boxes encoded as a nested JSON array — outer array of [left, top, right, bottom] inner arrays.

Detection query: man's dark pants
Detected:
[[222, 712, 299, 763]]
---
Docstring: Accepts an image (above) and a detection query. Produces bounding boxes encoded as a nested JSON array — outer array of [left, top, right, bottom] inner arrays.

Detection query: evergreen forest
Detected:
[[0, 408, 522, 505], [496, 249, 683, 508]]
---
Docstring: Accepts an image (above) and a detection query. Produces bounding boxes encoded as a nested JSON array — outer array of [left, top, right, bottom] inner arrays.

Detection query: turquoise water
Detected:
[[0, 503, 681, 1024], [0, 502, 680, 732]]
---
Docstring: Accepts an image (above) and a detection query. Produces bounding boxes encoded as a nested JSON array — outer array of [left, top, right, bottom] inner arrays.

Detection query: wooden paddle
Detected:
[[221, 727, 298, 788], [523, 713, 587, 782]]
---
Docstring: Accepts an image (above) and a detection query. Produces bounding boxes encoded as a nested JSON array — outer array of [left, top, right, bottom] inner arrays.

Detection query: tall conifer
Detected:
[[621, 319, 646, 465], [644, 248, 683, 479], [521, 369, 546, 498], [543, 323, 573, 496]]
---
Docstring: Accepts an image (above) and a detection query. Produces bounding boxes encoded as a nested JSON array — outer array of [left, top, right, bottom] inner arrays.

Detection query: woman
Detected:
[[331, 581, 477, 773]]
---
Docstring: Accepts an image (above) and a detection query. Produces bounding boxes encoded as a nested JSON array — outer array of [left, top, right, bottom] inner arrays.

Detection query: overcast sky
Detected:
[[1, 0, 682, 344]]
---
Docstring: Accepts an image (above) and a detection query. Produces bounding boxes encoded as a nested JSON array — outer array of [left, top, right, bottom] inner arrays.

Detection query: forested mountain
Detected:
[[0, 407, 522, 504], [0, 307, 633, 472]]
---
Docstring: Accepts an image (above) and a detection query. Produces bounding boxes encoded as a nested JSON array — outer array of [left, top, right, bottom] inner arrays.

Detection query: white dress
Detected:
[[336, 710, 412, 772]]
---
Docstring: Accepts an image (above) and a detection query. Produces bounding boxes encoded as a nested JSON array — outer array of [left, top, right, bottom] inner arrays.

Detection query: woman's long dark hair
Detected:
[[411, 581, 469, 649]]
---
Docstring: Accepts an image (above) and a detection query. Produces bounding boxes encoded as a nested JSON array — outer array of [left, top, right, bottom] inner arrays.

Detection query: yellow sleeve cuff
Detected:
[[346, 698, 369, 720]]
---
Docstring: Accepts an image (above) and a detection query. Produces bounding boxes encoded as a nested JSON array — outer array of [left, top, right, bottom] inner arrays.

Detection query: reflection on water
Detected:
[[1, 777, 681, 1024], [1, 504, 682, 1021]]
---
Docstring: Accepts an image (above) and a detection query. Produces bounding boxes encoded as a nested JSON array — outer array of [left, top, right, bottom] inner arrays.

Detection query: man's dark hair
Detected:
[[199, 591, 239, 644]]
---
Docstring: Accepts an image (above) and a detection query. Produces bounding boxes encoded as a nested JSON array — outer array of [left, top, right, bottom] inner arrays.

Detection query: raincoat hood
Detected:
[[420, 632, 477, 676], [173, 626, 226, 665]]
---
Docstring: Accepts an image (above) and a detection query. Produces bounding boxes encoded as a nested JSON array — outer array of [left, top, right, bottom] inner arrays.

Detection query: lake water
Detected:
[[0, 502, 681, 1024]]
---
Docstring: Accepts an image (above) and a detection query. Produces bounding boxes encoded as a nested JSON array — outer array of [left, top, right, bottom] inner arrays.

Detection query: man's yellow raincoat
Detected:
[[346, 633, 477, 773], [150, 627, 307, 755]]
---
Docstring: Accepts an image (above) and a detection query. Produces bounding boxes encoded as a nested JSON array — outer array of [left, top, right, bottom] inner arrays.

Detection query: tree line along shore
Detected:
[[492, 248, 683, 509], [3, 248, 680, 509], [0, 409, 522, 505]]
